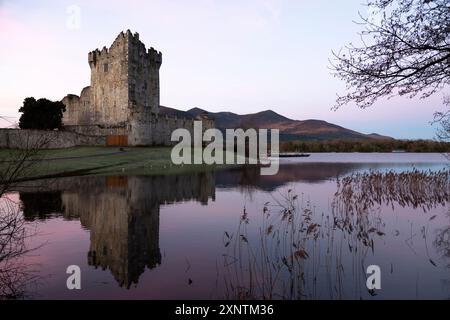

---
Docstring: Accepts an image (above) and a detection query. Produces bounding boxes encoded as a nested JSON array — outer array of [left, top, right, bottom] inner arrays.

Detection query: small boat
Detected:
[[277, 153, 311, 158]]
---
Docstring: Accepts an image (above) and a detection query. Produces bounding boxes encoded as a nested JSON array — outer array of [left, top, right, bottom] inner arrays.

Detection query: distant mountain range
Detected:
[[160, 106, 392, 141]]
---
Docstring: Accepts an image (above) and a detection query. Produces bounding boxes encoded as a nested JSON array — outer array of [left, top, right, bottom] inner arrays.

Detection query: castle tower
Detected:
[[87, 30, 162, 125], [62, 30, 213, 147]]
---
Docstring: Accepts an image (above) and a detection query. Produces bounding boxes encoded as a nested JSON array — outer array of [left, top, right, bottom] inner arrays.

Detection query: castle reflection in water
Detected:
[[15, 162, 404, 289], [19, 172, 216, 288], [8, 158, 449, 299]]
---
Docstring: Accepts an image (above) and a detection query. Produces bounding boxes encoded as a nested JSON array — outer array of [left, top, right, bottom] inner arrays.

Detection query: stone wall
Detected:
[[128, 32, 162, 114], [129, 106, 214, 146], [0, 129, 105, 149], [63, 110, 214, 147], [61, 87, 92, 125], [64, 124, 127, 136], [0, 115, 213, 148], [88, 32, 130, 125]]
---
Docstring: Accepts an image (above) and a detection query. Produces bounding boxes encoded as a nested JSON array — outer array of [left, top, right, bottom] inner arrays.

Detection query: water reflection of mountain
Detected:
[[215, 163, 366, 191], [215, 161, 444, 192], [17, 172, 216, 288]]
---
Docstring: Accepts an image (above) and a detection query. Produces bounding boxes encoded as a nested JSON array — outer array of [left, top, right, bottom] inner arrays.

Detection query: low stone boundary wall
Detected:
[[0, 129, 105, 149]]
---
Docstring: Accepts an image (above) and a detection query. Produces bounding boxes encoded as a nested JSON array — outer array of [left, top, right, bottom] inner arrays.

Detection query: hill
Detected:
[[159, 106, 392, 141]]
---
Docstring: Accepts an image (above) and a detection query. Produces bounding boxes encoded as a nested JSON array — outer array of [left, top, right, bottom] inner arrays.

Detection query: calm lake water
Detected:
[[2, 153, 449, 299]]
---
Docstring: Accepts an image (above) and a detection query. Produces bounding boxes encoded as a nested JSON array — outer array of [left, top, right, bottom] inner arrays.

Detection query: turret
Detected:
[[85, 30, 163, 124]]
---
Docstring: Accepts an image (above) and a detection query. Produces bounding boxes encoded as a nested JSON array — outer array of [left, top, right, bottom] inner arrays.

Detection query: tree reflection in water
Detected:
[[434, 210, 450, 269], [0, 196, 40, 300], [222, 169, 450, 300]]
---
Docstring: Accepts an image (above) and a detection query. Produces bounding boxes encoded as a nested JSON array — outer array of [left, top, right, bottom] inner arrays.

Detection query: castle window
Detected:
[[103, 63, 108, 72]]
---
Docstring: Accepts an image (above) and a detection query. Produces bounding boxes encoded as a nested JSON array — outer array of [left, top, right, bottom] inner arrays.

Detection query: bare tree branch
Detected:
[[331, 0, 450, 109]]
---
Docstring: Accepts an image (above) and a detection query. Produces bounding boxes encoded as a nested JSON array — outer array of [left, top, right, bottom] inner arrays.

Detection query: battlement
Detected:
[[127, 30, 162, 67], [88, 34, 125, 68], [88, 30, 162, 69], [147, 47, 162, 66]]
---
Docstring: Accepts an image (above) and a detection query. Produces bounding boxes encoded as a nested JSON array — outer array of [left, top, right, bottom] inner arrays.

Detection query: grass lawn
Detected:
[[0, 146, 235, 181]]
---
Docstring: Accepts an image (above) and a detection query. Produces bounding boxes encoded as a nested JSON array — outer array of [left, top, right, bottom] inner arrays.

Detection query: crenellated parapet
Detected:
[[125, 30, 162, 68], [148, 47, 163, 68], [88, 31, 130, 68]]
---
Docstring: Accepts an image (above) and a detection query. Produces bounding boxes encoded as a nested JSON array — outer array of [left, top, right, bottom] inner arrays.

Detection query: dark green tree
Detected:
[[18, 97, 66, 130]]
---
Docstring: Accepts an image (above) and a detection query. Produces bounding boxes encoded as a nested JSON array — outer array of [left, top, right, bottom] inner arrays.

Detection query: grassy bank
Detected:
[[0, 146, 232, 182]]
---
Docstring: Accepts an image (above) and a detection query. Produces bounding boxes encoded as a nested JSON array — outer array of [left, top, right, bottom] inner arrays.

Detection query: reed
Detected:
[[221, 169, 450, 299]]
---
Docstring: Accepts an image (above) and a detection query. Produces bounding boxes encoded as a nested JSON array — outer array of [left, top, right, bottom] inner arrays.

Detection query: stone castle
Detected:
[[62, 30, 213, 146]]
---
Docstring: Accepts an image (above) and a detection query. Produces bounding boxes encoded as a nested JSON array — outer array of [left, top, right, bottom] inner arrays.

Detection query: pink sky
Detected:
[[0, 0, 448, 138]]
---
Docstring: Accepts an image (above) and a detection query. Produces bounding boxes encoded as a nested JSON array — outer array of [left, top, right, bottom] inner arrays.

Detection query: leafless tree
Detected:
[[434, 222, 450, 269], [433, 95, 450, 140], [331, 0, 450, 109], [432, 95, 450, 160], [0, 196, 40, 299], [0, 132, 51, 299], [0, 131, 52, 194]]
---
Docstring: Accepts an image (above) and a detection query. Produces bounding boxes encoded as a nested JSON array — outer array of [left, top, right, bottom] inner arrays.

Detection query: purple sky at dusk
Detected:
[[0, 0, 448, 138]]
